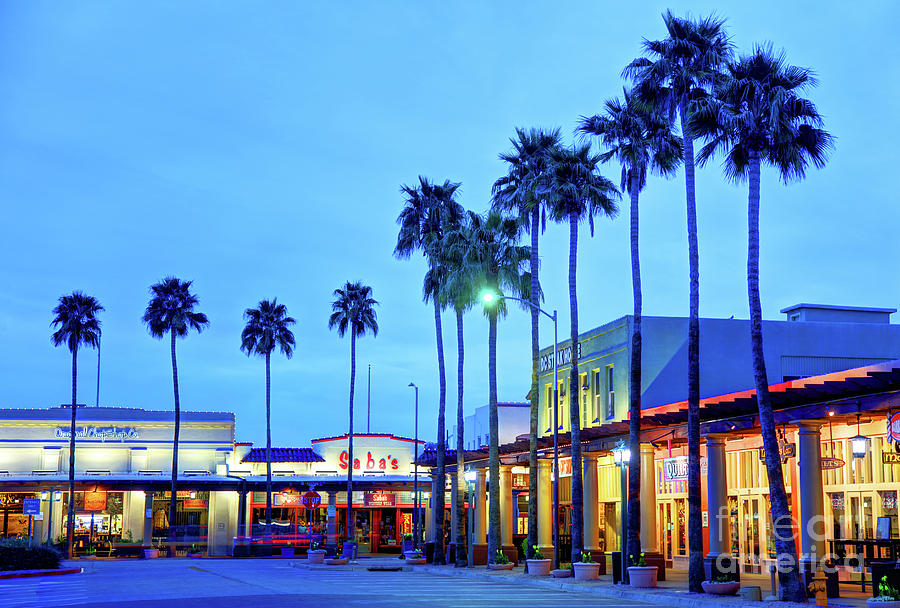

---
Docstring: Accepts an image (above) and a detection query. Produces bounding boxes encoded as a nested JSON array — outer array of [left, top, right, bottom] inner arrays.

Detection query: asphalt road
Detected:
[[0, 559, 654, 608]]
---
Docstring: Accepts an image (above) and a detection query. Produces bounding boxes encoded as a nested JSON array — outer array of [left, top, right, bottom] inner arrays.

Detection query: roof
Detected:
[[779, 303, 896, 314], [0, 406, 234, 423], [311, 433, 423, 444], [241, 448, 324, 463]]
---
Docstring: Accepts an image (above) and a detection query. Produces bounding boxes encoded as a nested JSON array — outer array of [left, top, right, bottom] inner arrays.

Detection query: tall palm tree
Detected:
[[240, 299, 296, 541], [395, 177, 463, 563], [692, 46, 833, 602], [491, 127, 560, 561], [458, 210, 531, 564], [51, 291, 103, 557], [328, 282, 379, 551], [547, 144, 619, 564], [623, 12, 731, 589], [578, 90, 681, 566], [142, 277, 209, 546]]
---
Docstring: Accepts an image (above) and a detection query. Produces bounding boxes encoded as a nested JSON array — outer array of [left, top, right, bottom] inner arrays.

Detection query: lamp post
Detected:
[[613, 446, 630, 583], [482, 291, 560, 570], [409, 382, 420, 550]]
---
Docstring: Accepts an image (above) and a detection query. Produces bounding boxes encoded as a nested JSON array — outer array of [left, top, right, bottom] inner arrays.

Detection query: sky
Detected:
[[1, 1, 898, 448]]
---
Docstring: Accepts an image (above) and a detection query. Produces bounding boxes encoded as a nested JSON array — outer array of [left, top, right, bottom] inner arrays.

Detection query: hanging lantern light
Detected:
[[850, 411, 869, 459]]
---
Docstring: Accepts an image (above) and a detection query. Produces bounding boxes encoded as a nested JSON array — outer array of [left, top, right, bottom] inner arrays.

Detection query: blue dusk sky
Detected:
[[0, 2, 897, 448]]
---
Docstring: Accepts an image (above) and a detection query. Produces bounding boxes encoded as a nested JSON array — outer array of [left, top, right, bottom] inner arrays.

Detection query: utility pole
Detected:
[[367, 363, 372, 434]]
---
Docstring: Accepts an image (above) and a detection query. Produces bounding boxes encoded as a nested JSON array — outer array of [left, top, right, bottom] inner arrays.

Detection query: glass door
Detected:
[[354, 510, 371, 553]]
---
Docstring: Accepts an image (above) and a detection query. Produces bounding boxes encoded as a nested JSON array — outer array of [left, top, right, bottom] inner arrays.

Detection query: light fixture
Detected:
[[850, 407, 869, 459], [54, 490, 62, 501], [463, 470, 476, 483], [613, 447, 631, 464], [41, 491, 48, 500], [581, 380, 590, 392]]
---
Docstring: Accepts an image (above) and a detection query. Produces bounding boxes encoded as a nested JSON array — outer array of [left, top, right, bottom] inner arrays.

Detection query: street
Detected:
[[0, 559, 654, 608]]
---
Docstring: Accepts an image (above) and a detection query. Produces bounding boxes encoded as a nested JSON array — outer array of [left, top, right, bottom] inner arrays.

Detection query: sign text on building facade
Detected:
[[540, 343, 583, 373], [55, 426, 140, 442]]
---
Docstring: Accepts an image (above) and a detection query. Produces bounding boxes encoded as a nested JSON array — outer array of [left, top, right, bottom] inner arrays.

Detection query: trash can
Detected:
[[342, 541, 357, 560], [611, 551, 623, 584], [425, 541, 435, 564]]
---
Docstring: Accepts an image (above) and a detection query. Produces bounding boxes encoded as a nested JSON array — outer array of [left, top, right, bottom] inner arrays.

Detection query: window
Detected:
[[606, 365, 615, 419], [594, 369, 602, 421]]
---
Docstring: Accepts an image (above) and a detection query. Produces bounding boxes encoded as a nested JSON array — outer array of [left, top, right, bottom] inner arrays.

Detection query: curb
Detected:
[[0, 568, 83, 580]]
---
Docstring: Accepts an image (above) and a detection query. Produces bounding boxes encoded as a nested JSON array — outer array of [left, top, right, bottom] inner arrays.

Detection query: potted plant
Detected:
[[188, 544, 204, 558], [869, 576, 900, 608], [573, 551, 601, 581], [307, 542, 326, 564], [83, 546, 97, 560], [526, 545, 551, 576], [627, 552, 658, 588], [143, 544, 160, 559], [702, 574, 740, 595], [405, 549, 426, 565], [325, 550, 349, 566], [401, 534, 414, 558], [488, 549, 514, 571]]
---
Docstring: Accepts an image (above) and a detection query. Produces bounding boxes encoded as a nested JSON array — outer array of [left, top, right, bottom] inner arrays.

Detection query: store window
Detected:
[[605, 365, 615, 420]]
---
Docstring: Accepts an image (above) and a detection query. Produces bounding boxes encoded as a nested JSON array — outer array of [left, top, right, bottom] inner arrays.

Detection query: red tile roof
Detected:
[[241, 448, 324, 463]]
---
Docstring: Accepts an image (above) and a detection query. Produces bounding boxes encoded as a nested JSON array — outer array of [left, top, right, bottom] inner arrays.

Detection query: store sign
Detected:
[[274, 493, 303, 507], [884, 452, 900, 465], [758, 442, 795, 464], [663, 456, 689, 482], [364, 492, 395, 507], [338, 451, 399, 471], [556, 457, 572, 478], [183, 499, 208, 510], [55, 426, 139, 442], [83, 490, 107, 511], [888, 412, 900, 442], [539, 343, 583, 373], [302, 491, 322, 510], [22, 498, 40, 515], [820, 457, 845, 470]]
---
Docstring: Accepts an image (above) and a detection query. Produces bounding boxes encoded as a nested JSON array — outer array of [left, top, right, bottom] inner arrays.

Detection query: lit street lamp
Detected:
[[409, 382, 420, 549], [613, 446, 630, 584], [482, 291, 560, 570]]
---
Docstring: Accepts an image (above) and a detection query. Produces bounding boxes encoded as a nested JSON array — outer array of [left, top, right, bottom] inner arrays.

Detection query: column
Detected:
[[705, 434, 728, 558], [583, 454, 600, 551], [142, 491, 154, 547], [474, 469, 487, 545], [424, 478, 434, 543], [795, 421, 825, 568], [640, 443, 658, 553], [326, 491, 338, 545], [499, 466, 513, 547], [450, 472, 459, 546], [537, 459, 553, 551]]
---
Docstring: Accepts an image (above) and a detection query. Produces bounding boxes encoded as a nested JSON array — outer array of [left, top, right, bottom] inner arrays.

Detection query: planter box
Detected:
[[325, 557, 349, 565], [488, 563, 514, 571], [189, 553, 203, 558], [628, 565, 658, 588], [552, 569, 572, 578], [143, 548, 159, 559], [280, 548, 295, 558], [527, 559, 552, 576], [868, 600, 900, 608], [702, 580, 740, 595], [574, 562, 601, 581], [405, 557, 427, 565], [307, 550, 325, 564]]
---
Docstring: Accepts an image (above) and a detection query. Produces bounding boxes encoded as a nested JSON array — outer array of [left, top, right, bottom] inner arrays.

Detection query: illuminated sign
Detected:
[[663, 456, 688, 482], [883, 452, 900, 465], [338, 451, 399, 471], [55, 426, 139, 442], [888, 412, 900, 442], [183, 499, 208, 510], [274, 493, 303, 506], [820, 457, 845, 470], [758, 442, 795, 463], [540, 343, 583, 373], [83, 490, 107, 511], [364, 492, 395, 507]]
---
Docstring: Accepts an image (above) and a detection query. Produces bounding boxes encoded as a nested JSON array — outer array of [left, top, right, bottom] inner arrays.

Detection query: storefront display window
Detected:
[[0, 493, 30, 539]]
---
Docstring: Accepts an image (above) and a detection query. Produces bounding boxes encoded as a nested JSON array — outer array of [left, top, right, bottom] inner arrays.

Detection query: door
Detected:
[[740, 497, 761, 573], [354, 510, 371, 553]]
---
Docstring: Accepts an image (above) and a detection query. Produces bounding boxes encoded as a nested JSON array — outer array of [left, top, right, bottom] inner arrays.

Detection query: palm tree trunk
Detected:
[[568, 212, 584, 564], [66, 346, 78, 558], [626, 175, 643, 566], [748, 150, 804, 602], [433, 298, 446, 565], [682, 107, 704, 592], [487, 310, 501, 562], [168, 331, 180, 549], [265, 350, 272, 541], [527, 203, 540, 562], [347, 332, 356, 549], [455, 308, 467, 567]]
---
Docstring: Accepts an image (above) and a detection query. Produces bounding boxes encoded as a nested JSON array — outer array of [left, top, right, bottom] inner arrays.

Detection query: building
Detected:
[[450, 402, 530, 451]]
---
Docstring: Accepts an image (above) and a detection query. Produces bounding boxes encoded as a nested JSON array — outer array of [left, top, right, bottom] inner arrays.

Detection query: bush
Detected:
[[0, 539, 63, 571]]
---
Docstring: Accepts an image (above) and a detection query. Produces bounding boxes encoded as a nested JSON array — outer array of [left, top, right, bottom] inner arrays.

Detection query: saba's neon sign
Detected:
[[338, 450, 399, 471]]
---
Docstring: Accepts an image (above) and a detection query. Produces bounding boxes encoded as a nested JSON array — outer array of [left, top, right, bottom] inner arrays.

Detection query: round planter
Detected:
[[405, 557, 427, 565], [526, 559, 552, 576], [628, 566, 658, 588], [488, 563, 515, 571], [867, 599, 900, 608], [702, 580, 740, 595], [325, 557, 349, 565], [189, 553, 203, 558], [280, 547, 295, 558], [143, 548, 159, 559], [307, 550, 326, 564], [552, 568, 572, 578], [573, 562, 601, 581]]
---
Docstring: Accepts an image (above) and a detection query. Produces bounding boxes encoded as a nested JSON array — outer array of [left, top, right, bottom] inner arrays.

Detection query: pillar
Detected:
[[583, 454, 600, 551], [639, 443, 658, 553], [499, 466, 513, 547], [450, 472, 459, 546], [424, 478, 434, 543], [142, 491, 154, 547], [474, 469, 486, 545], [795, 421, 825, 568], [537, 459, 553, 551], [327, 491, 337, 545], [705, 434, 728, 557]]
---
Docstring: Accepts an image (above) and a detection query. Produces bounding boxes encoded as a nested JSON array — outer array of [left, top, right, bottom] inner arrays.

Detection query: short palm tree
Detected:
[[692, 46, 833, 602], [624, 12, 731, 589], [458, 210, 531, 563], [240, 299, 295, 541], [142, 277, 209, 545], [394, 177, 463, 564], [328, 282, 379, 549], [491, 127, 560, 560], [547, 144, 619, 564], [578, 89, 681, 566], [51, 291, 103, 557]]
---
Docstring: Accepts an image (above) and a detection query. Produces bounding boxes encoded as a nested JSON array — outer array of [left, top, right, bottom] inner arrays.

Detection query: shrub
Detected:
[[0, 539, 63, 571]]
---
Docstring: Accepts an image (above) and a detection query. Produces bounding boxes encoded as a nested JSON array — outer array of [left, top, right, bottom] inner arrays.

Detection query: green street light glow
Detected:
[[482, 291, 495, 303]]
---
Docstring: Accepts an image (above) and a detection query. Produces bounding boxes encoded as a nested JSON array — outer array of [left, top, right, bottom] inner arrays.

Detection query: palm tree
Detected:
[[547, 143, 619, 564], [240, 299, 296, 542], [692, 46, 833, 602], [142, 277, 209, 546], [578, 90, 681, 566], [51, 291, 103, 557], [458, 210, 531, 563], [328, 282, 379, 551], [491, 127, 560, 561], [395, 177, 463, 563], [623, 12, 731, 589]]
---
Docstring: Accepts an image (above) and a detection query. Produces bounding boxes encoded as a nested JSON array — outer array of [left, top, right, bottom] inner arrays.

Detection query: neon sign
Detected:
[[338, 451, 399, 471]]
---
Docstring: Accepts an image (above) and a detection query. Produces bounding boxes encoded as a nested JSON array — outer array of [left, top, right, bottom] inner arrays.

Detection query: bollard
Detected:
[[764, 564, 778, 601], [808, 566, 828, 607]]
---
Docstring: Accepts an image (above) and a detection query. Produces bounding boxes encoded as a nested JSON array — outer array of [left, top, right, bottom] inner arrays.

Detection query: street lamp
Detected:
[[613, 446, 630, 584], [409, 382, 420, 550], [482, 290, 560, 570]]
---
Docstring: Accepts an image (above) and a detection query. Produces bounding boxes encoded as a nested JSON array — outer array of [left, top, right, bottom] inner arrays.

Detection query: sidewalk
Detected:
[[409, 563, 870, 608]]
